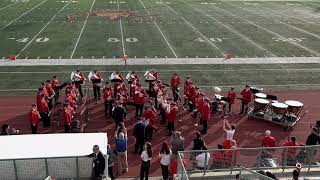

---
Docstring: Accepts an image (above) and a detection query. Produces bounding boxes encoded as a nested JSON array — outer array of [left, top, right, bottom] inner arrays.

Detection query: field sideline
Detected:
[[0, 0, 320, 58]]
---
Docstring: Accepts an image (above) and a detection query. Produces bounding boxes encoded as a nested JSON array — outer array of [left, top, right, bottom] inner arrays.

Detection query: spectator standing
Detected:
[[191, 131, 205, 161], [171, 131, 185, 160], [29, 104, 40, 134], [282, 136, 298, 166], [87, 145, 105, 180], [70, 120, 86, 133], [140, 142, 153, 180], [261, 130, 276, 147], [115, 125, 128, 174], [222, 118, 236, 149], [107, 144, 115, 180], [133, 118, 146, 154], [159, 141, 172, 180], [112, 101, 127, 127], [211, 144, 225, 168], [170, 154, 187, 180]]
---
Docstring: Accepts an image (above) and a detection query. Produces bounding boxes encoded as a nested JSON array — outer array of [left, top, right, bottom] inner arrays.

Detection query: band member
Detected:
[[51, 75, 60, 104], [134, 86, 148, 117], [159, 92, 169, 124], [147, 69, 159, 97], [72, 69, 86, 99], [38, 94, 50, 128], [240, 85, 252, 115], [183, 76, 192, 106], [152, 81, 161, 109], [45, 80, 55, 110], [227, 88, 237, 114], [200, 98, 211, 134], [171, 73, 181, 102], [142, 105, 157, 141], [36, 87, 44, 109], [166, 102, 179, 136], [63, 103, 72, 133], [188, 85, 198, 112], [90, 70, 103, 100], [103, 82, 114, 117], [29, 104, 40, 134], [193, 93, 205, 119]]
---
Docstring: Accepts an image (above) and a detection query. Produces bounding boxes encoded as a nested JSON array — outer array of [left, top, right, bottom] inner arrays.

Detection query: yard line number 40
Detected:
[[8, 37, 49, 43]]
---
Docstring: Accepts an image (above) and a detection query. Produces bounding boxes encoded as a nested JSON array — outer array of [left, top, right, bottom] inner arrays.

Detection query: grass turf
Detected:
[[1, 63, 320, 96], [0, 0, 319, 58]]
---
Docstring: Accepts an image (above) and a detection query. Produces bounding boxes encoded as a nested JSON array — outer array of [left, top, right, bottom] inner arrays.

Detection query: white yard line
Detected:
[[2, 68, 320, 74], [214, 5, 320, 57], [182, 0, 276, 57], [70, 0, 96, 59], [116, 0, 126, 56], [137, 0, 178, 58], [0, 1, 19, 12], [16, 0, 73, 57], [262, 1, 315, 24], [0, 0, 49, 31], [160, 0, 226, 57], [251, 5, 320, 40]]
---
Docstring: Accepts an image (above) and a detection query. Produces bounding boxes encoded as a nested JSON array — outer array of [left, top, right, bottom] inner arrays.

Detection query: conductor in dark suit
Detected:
[[133, 118, 146, 154], [87, 145, 106, 180]]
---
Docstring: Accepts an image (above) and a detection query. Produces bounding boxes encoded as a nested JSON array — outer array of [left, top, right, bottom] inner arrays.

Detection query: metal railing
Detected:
[[176, 145, 320, 179], [0, 155, 108, 180]]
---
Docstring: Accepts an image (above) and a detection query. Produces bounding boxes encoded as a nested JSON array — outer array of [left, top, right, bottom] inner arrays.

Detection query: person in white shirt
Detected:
[[223, 118, 236, 149], [195, 145, 210, 169], [140, 142, 153, 180], [159, 141, 172, 180]]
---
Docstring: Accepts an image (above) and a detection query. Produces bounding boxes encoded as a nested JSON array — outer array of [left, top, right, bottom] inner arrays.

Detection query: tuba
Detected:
[[88, 71, 102, 86], [126, 71, 135, 84], [70, 71, 84, 85], [109, 72, 122, 82], [144, 70, 156, 82]]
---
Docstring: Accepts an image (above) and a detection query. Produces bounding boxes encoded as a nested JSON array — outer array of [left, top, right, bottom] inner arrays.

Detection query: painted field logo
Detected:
[[66, 10, 139, 22], [11, 0, 30, 2]]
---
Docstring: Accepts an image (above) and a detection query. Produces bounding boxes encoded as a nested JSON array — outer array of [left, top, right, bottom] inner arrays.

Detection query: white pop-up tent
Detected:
[[0, 133, 108, 180]]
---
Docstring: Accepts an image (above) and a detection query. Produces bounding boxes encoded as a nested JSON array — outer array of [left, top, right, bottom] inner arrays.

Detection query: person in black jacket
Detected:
[[87, 145, 106, 180], [112, 101, 127, 127], [133, 118, 146, 154]]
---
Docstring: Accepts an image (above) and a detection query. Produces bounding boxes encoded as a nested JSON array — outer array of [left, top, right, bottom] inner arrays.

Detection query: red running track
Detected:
[[0, 90, 319, 178]]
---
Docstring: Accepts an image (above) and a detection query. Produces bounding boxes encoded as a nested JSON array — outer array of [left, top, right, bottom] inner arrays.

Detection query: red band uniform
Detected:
[[29, 105, 40, 134], [166, 103, 178, 136]]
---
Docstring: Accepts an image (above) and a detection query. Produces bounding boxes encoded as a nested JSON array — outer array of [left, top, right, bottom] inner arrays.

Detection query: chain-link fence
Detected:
[[0, 156, 107, 180], [176, 145, 320, 179]]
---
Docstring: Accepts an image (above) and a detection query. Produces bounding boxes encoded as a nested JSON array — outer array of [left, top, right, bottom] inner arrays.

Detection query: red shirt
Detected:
[[63, 108, 72, 124], [166, 105, 178, 123], [184, 80, 192, 94], [212, 151, 225, 163], [241, 89, 252, 103], [152, 72, 159, 81], [103, 88, 113, 101], [261, 136, 276, 147], [188, 87, 197, 102], [196, 97, 204, 111], [227, 91, 237, 104], [45, 84, 54, 97], [36, 91, 43, 108], [200, 102, 211, 120], [134, 89, 147, 105], [282, 141, 298, 157], [142, 109, 157, 125], [42, 85, 49, 98], [171, 76, 180, 90], [29, 108, 40, 125], [225, 146, 238, 164], [38, 99, 48, 113]]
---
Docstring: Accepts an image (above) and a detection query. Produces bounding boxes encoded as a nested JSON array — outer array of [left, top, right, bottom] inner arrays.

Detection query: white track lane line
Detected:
[[160, 0, 226, 57], [0, 1, 19, 12], [182, 0, 276, 57], [117, 0, 126, 56], [16, 0, 73, 57], [137, 0, 178, 58], [214, 4, 320, 57], [0, 0, 49, 31], [244, 5, 320, 40], [70, 0, 96, 59]]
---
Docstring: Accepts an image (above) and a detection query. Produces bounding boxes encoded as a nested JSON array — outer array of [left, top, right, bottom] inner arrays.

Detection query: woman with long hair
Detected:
[[159, 141, 172, 180], [140, 142, 153, 180]]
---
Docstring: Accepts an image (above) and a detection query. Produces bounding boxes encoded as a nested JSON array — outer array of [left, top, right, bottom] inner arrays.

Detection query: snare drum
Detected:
[[254, 98, 269, 110], [271, 103, 288, 115], [255, 93, 267, 99], [285, 100, 303, 114]]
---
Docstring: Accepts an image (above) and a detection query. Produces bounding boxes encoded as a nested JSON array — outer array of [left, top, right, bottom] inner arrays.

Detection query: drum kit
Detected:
[[249, 92, 304, 129]]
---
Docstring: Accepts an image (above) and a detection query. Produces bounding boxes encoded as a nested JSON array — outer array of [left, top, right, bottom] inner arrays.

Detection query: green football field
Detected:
[[0, 0, 320, 59]]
